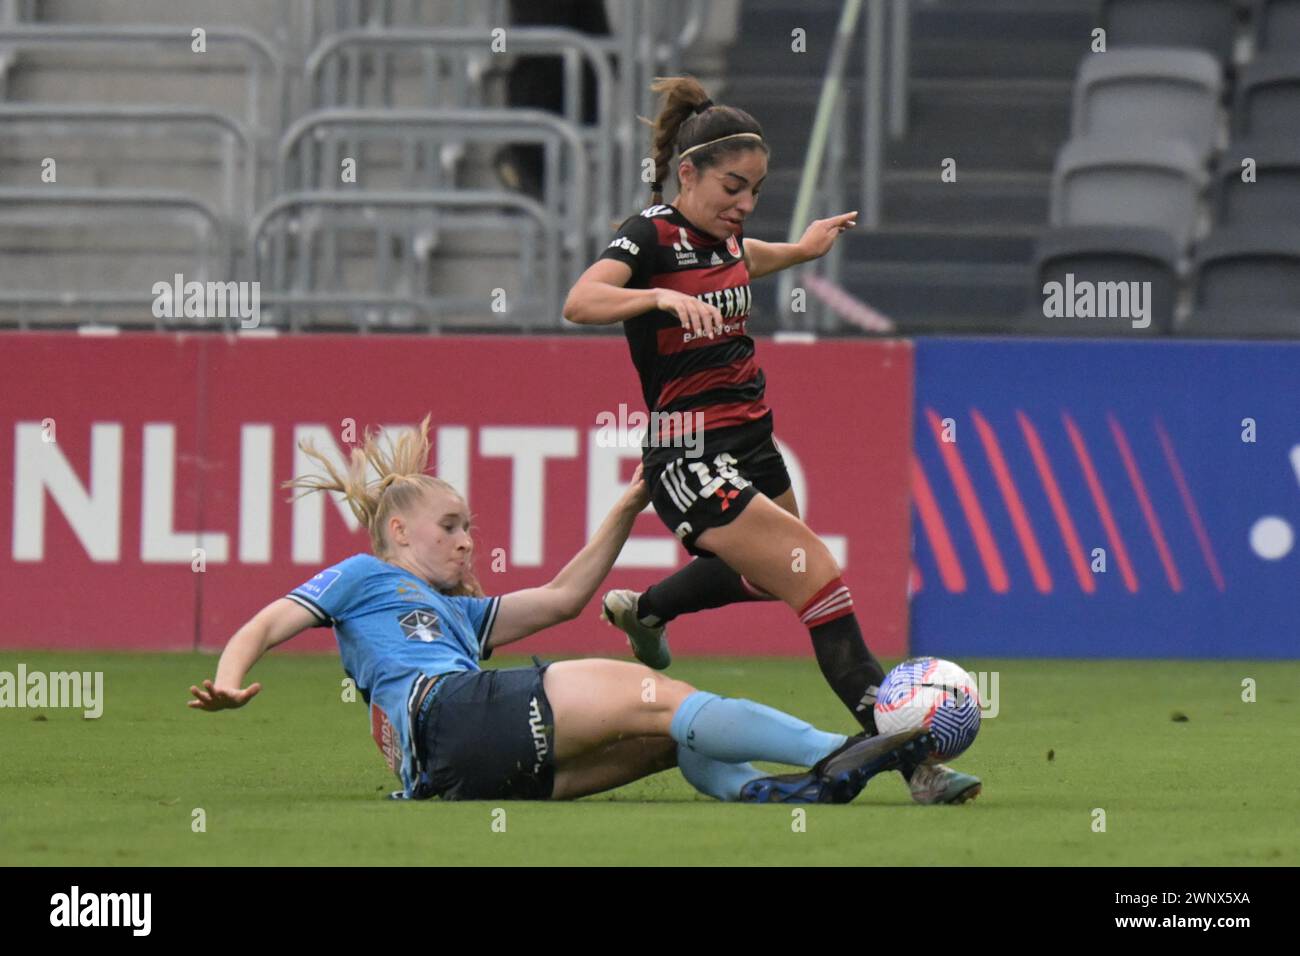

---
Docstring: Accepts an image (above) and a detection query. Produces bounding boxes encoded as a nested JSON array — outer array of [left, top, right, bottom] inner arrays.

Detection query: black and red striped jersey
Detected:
[[596, 203, 771, 439]]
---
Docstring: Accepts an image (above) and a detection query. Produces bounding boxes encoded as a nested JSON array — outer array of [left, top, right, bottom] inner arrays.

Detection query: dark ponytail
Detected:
[[634, 75, 769, 213]]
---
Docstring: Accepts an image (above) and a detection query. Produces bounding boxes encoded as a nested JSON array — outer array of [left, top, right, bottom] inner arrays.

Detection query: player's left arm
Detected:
[[486, 465, 650, 650], [743, 211, 858, 279]]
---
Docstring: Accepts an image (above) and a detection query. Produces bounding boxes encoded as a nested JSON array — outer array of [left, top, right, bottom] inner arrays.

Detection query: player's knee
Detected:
[[641, 671, 695, 711]]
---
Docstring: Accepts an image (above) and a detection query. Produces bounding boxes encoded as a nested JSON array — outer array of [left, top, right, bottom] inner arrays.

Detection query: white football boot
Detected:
[[600, 589, 672, 670], [908, 762, 982, 805]]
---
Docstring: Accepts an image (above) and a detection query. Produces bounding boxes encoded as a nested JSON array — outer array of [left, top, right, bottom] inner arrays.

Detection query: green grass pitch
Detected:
[[2, 652, 1297, 866]]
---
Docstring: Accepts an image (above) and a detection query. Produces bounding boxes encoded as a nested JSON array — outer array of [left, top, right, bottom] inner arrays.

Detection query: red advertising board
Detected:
[[0, 332, 913, 658]]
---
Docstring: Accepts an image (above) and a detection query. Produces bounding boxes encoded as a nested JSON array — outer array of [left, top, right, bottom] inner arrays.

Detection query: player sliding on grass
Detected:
[[188, 415, 934, 803], [562, 76, 980, 806]]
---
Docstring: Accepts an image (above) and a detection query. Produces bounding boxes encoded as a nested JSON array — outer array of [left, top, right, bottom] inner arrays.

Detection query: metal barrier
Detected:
[[0, 104, 257, 224], [0, 25, 286, 135], [249, 190, 558, 331], [0, 4, 713, 331], [0, 187, 230, 329], [277, 108, 591, 277], [305, 27, 621, 223], [778, 0, 912, 331], [617, 0, 711, 217]]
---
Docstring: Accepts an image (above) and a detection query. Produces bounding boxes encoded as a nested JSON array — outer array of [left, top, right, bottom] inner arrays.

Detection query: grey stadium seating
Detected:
[[1212, 139, 1300, 226], [1184, 225, 1300, 336], [1018, 225, 1180, 335], [1071, 48, 1224, 161], [1099, 0, 1238, 64], [1250, 0, 1300, 53], [1235, 54, 1300, 138], [1051, 136, 1208, 251]]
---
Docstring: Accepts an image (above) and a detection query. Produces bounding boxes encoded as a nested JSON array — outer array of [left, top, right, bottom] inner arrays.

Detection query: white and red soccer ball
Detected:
[[875, 657, 981, 763]]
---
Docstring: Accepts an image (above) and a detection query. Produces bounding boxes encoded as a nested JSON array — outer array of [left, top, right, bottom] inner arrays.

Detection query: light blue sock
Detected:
[[676, 745, 767, 802], [669, 691, 848, 767]]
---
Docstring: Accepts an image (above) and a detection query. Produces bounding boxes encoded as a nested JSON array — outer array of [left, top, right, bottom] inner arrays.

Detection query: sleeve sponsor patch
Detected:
[[297, 568, 341, 599], [370, 703, 401, 777]]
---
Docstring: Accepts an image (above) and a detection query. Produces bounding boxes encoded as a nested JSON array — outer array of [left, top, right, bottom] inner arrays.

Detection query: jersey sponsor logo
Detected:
[[607, 235, 640, 256], [697, 285, 751, 319], [681, 315, 749, 345], [710, 252, 723, 265], [395, 578, 425, 600], [371, 704, 401, 776], [674, 521, 693, 539], [398, 608, 443, 642], [527, 695, 550, 774], [683, 453, 751, 507], [297, 567, 341, 598], [672, 227, 697, 265]]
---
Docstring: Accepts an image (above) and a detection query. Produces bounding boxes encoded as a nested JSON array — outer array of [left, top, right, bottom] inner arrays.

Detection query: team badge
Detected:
[[726, 234, 741, 258], [398, 608, 442, 642]]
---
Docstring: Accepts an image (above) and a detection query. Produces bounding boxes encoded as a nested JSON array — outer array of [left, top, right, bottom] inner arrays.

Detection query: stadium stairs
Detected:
[[728, 0, 1099, 335]]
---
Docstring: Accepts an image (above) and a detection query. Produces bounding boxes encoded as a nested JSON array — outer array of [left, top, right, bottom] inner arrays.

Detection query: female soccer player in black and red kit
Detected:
[[562, 76, 979, 805]]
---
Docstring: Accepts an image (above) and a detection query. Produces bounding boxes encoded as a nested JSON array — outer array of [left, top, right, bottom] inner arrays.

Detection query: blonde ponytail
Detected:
[[283, 413, 484, 597]]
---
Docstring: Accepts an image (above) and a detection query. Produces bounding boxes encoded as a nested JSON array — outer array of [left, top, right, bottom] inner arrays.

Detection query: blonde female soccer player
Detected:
[[188, 415, 931, 803], [562, 76, 979, 805]]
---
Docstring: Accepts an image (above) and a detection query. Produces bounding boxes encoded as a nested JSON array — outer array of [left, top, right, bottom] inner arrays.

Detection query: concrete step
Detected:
[[9, 60, 276, 132], [880, 170, 1051, 233], [889, 78, 1073, 172], [838, 258, 1033, 330], [742, 165, 1051, 238]]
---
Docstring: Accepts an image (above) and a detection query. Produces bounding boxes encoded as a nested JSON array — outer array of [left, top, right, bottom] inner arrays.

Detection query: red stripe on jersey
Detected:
[[656, 316, 752, 355], [655, 399, 771, 442], [657, 356, 759, 408]]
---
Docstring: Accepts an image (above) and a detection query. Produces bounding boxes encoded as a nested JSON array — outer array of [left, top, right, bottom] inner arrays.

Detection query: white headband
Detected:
[[679, 132, 764, 158]]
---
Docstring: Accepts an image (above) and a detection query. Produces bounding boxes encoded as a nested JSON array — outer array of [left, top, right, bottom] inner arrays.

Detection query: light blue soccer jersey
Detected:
[[285, 552, 500, 798]]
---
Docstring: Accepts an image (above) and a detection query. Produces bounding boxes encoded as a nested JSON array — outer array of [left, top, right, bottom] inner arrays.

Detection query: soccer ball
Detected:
[[875, 657, 981, 764]]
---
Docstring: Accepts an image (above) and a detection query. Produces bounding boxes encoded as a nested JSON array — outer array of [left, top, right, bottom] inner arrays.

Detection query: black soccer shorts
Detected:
[[412, 659, 556, 800], [642, 414, 793, 559]]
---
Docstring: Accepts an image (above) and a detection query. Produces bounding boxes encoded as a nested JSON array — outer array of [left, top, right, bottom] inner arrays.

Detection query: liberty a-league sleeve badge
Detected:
[[398, 608, 443, 643], [726, 234, 741, 259]]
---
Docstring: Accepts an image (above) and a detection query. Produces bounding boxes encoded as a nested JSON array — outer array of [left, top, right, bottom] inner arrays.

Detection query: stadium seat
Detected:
[[1072, 49, 1224, 160], [1249, 0, 1300, 53], [1235, 54, 1300, 137], [1017, 225, 1180, 335], [1051, 136, 1208, 250], [1212, 139, 1300, 226], [1100, 0, 1239, 63], [1180, 305, 1300, 336], [1187, 225, 1300, 335]]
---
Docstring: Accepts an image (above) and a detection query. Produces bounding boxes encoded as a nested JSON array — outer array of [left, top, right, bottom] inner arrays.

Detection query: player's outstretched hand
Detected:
[[188, 678, 261, 711], [797, 211, 858, 260], [625, 462, 650, 511]]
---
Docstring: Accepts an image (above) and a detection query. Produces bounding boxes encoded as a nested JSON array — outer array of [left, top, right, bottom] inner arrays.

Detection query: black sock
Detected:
[[636, 556, 774, 624], [800, 578, 885, 734]]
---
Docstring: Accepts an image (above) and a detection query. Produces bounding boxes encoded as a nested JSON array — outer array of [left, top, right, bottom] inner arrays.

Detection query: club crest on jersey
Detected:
[[726, 234, 741, 258], [398, 608, 442, 642]]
